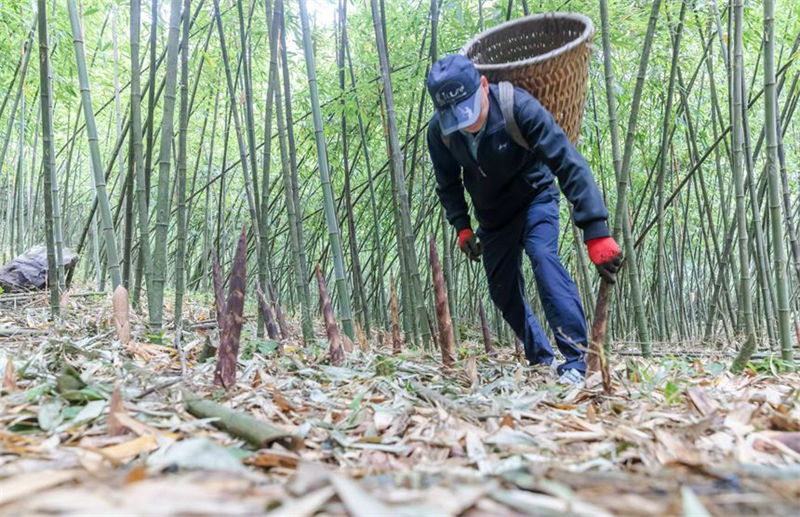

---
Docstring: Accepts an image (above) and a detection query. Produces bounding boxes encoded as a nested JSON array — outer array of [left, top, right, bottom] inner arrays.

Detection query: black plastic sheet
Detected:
[[0, 245, 78, 292]]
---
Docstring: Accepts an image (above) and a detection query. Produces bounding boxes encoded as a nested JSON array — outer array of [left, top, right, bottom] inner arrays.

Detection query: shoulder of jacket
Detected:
[[512, 86, 540, 108]]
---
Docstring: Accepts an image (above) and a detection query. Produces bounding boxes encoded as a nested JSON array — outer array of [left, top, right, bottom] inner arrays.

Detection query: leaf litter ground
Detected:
[[1, 291, 799, 515]]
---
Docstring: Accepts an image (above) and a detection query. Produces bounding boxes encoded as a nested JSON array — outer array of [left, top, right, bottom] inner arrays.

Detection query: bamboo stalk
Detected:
[[256, 283, 280, 342], [277, 0, 314, 339], [602, 0, 660, 355], [338, 0, 370, 335], [211, 251, 225, 333], [183, 390, 298, 449], [655, 0, 687, 342], [269, 283, 289, 340], [211, 0, 260, 247], [150, 0, 182, 329], [731, 0, 758, 371], [763, 0, 794, 365], [67, 0, 122, 289], [478, 300, 493, 356], [298, 0, 355, 340], [36, 0, 59, 316], [271, 10, 313, 344], [174, 0, 191, 326], [370, 0, 430, 348], [390, 278, 401, 355], [132, 32, 151, 308]]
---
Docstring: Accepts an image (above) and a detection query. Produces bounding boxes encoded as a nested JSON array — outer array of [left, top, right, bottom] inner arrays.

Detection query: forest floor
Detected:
[[1, 290, 799, 516]]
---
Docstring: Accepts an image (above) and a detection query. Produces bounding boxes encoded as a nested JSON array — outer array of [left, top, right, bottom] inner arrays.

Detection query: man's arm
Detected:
[[513, 88, 610, 241], [427, 121, 470, 232]]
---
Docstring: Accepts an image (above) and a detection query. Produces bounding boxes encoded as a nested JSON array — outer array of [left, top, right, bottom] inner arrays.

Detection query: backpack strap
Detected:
[[498, 81, 530, 151]]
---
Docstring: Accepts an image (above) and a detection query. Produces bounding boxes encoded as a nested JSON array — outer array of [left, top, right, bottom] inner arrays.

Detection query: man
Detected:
[[426, 54, 622, 384]]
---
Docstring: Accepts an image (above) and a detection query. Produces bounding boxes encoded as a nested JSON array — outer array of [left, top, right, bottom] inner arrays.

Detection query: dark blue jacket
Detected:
[[427, 84, 610, 241]]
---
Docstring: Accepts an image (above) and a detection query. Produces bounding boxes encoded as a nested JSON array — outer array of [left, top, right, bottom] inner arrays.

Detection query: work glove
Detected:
[[458, 228, 482, 262], [586, 237, 622, 284]]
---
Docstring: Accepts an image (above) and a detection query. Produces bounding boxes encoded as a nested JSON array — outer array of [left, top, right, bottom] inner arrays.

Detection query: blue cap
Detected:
[[427, 55, 482, 135]]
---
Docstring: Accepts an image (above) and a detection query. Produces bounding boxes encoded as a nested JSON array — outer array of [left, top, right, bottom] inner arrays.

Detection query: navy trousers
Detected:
[[477, 185, 587, 374]]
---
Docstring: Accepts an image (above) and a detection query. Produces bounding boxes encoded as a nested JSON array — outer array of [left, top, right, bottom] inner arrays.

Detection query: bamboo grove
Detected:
[[0, 0, 799, 369]]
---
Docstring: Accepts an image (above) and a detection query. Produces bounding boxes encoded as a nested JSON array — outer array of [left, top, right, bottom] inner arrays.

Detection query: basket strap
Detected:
[[498, 81, 530, 151]]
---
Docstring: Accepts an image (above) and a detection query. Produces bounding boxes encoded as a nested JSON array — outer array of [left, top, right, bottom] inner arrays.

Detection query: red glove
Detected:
[[586, 237, 622, 283], [458, 229, 473, 249], [458, 229, 482, 262]]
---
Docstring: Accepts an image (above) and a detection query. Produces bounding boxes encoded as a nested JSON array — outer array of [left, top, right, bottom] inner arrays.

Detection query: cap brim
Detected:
[[438, 88, 482, 135]]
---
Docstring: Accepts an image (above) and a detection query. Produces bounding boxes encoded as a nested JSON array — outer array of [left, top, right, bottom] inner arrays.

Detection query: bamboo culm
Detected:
[[67, 0, 122, 289]]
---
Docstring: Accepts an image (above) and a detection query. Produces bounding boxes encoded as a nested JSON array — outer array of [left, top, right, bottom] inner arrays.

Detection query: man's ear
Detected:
[[480, 76, 489, 89]]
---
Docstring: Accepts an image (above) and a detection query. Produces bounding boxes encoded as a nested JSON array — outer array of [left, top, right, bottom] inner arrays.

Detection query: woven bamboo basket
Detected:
[[461, 12, 594, 143]]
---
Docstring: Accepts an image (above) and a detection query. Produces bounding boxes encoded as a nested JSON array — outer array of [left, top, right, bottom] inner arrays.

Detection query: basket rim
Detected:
[[460, 12, 594, 72]]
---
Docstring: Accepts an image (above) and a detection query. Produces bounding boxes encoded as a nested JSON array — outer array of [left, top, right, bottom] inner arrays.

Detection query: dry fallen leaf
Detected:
[[273, 391, 294, 413], [111, 412, 170, 438], [752, 431, 800, 455], [2, 290, 799, 516], [267, 486, 335, 517], [654, 428, 703, 466], [99, 435, 159, 462], [244, 450, 300, 469], [687, 386, 717, 416], [107, 380, 127, 436], [124, 464, 148, 484], [330, 474, 393, 516], [0, 470, 79, 506]]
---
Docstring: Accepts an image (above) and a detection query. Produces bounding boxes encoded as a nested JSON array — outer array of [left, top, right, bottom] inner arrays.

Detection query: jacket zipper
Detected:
[[472, 145, 487, 177], [456, 130, 487, 177]]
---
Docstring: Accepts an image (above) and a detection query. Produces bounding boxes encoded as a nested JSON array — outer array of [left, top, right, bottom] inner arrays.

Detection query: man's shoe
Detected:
[[557, 368, 584, 386]]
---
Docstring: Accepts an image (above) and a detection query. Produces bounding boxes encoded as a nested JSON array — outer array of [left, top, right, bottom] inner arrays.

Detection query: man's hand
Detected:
[[587, 237, 622, 283], [458, 228, 482, 262]]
